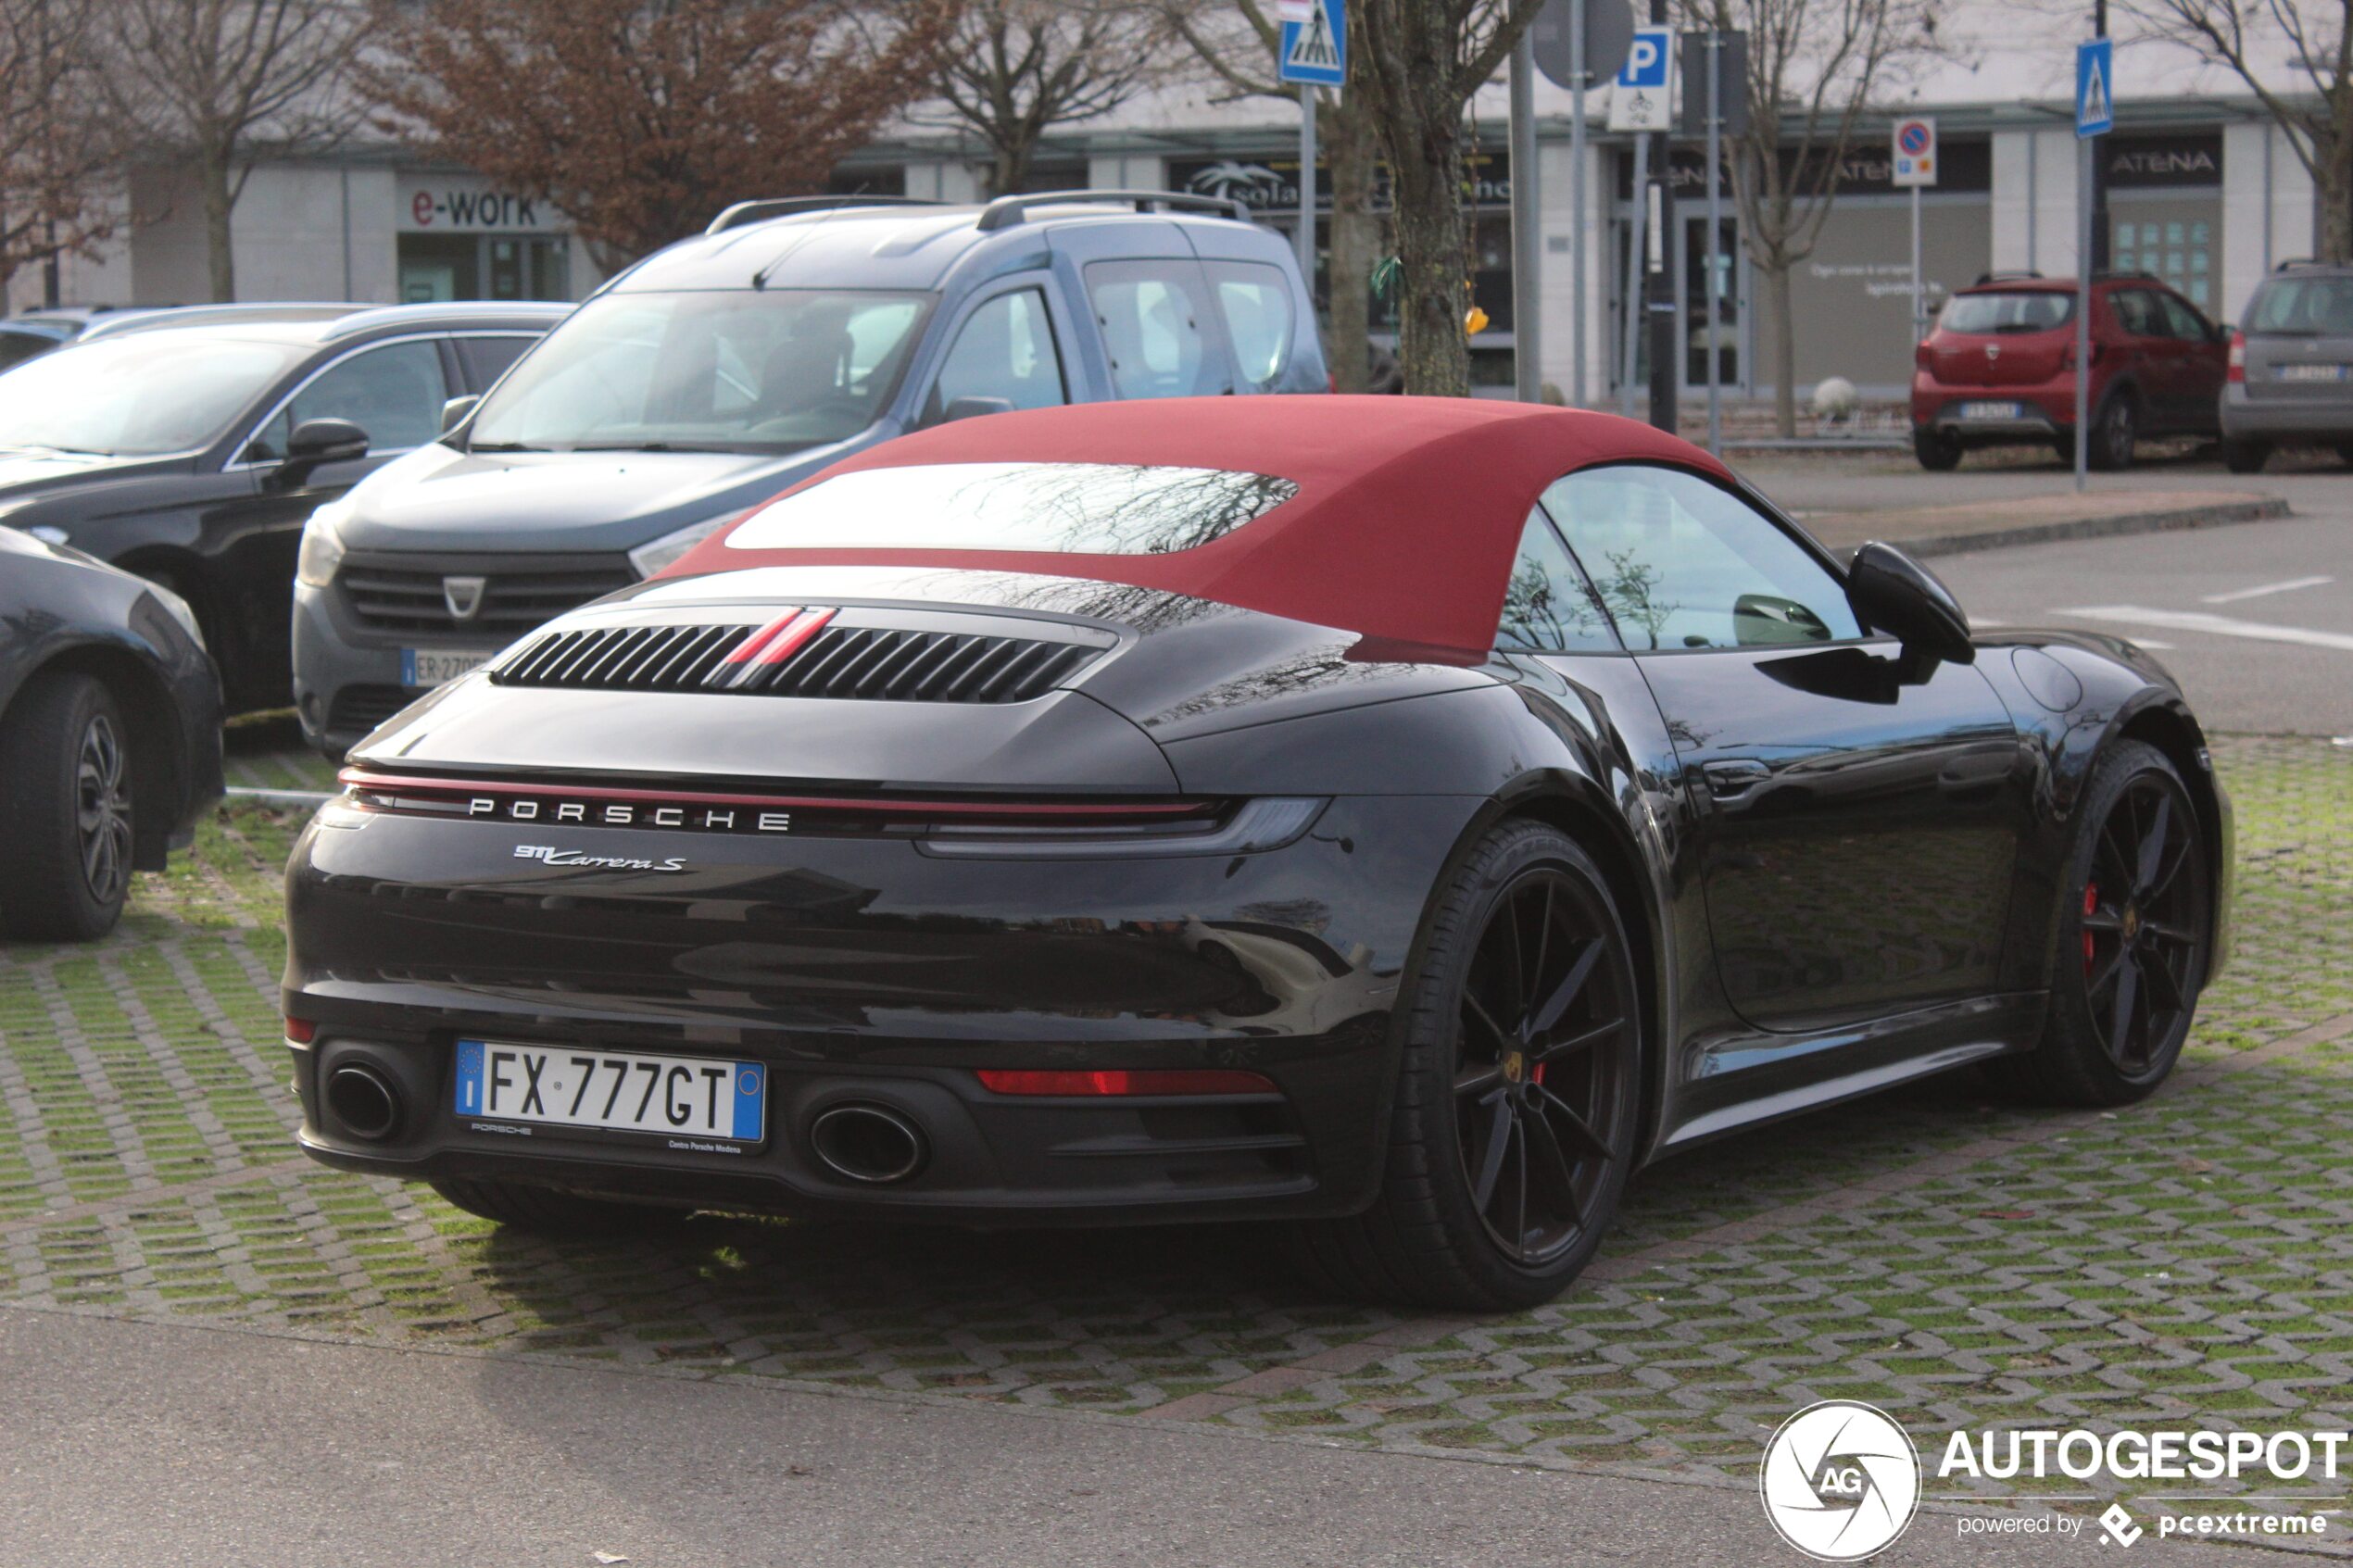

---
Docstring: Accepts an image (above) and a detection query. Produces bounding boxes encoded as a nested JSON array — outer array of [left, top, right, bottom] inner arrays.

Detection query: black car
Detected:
[[0, 525, 223, 940], [283, 398, 2232, 1309], [0, 301, 567, 713]]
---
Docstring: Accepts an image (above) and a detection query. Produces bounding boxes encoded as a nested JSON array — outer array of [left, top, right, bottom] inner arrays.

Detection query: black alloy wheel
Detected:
[[1453, 866, 1633, 1268], [2078, 769, 2205, 1076], [0, 671, 137, 942], [1295, 822, 1641, 1309], [2089, 395, 2137, 470], [74, 709, 133, 912], [1986, 740, 2209, 1106]]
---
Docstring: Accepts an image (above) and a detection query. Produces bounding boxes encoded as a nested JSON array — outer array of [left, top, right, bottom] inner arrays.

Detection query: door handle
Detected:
[[1701, 759, 1771, 800]]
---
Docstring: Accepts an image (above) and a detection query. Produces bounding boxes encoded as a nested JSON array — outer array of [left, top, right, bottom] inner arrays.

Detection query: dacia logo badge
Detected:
[[443, 575, 488, 621]]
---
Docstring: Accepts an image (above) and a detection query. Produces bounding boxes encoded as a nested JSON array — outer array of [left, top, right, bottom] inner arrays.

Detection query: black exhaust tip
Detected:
[[809, 1103, 927, 1185], [325, 1063, 401, 1141]]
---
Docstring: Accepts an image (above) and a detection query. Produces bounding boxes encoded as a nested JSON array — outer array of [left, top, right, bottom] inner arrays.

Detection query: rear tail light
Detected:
[[2226, 330, 2246, 383], [1914, 341, 1933, 369], [975, 1069, 1277, 1097], [284, 1016, 318, 1044]]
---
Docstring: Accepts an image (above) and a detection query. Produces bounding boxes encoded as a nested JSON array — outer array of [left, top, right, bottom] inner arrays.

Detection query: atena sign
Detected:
[[396, 176, 564, 233]]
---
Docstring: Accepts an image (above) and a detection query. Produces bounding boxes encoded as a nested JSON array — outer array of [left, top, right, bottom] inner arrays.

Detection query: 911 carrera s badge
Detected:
[[513, 844, 689, 872]]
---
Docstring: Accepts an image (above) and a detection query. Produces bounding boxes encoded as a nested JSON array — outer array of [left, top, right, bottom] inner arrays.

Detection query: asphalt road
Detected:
[[0, 1308, 2263, 1567], [1921, 509, 2353, 735], [1738, 446, 2353, 516]]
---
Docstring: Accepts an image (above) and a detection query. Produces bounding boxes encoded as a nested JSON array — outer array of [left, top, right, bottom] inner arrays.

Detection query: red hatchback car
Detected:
[[1911, 274, 2230, 470]]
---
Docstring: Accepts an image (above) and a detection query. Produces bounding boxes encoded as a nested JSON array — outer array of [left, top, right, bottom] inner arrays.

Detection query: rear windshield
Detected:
[[2246, 275, 2353, 335], [724, 461, 1298, 555], [1940, 292, 2074, 334]]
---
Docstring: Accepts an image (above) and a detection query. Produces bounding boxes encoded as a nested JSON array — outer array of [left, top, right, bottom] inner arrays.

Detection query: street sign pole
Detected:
[[1297, 85, 1317, 291], [1705, 29, 1723, 456], [1511, 31, 1540, 401], [1645, 0, 1675, 433], [2074, 37, 2113, 494], [1569, 0, 1588, 406], [1620, 132, 1646, 417], [1910, 182, 1922, 339]]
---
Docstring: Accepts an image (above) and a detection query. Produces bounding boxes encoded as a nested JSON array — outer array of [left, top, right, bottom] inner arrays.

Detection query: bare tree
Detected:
[[1677, 0, 1944, 433], [104, 0, 374, 301], [0, 0, 124, 303], [2119, 0, 2351, 260], [1349, 0, 1542, 396], [919, 0, 1174, 197], [371, 0, 957, 272], [1160, 1, 1380, 390]]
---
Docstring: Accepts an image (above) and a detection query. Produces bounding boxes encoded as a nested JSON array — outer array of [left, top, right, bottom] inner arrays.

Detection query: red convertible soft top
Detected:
[[666, 395, 1736, 659]]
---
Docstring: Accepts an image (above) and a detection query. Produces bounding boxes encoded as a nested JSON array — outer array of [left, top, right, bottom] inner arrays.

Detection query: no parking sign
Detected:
[[1892, 116, 1937, 187]]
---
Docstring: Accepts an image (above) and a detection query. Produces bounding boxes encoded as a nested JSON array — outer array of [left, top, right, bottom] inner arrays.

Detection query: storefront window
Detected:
[[398, 233, 570, 303]]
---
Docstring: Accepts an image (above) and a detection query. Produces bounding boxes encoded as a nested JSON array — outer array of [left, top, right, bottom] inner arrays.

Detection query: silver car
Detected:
[[2221, 260, 2353, 471]]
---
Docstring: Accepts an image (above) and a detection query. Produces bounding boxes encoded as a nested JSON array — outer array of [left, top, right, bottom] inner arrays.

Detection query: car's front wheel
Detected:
[[0, 671, 136, 942], [1985, 740, 2211, 1106], [1295, 822, 1640, 1309]]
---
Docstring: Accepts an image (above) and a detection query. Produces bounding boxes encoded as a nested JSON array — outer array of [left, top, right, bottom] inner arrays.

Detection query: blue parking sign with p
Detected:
[[1278, 0, 1346, 86], [1618, 27, 1672, 89]]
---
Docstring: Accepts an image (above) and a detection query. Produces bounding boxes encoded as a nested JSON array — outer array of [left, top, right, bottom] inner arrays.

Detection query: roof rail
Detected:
[[975, 189, 1251, 232], [1970, 270, 2046, 285], [322, 300, 573, 341], [705, 195, 943, 235], [78, 302, 365, 342], [2272, 256, 2336, 271]]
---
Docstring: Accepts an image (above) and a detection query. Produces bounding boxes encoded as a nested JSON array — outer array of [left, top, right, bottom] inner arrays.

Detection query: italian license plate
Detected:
[[454, 1040, 768, 1146], [2277, 363, 2347, 383], [1959, 400, 2023, 420], [401, 647, 496, 686]]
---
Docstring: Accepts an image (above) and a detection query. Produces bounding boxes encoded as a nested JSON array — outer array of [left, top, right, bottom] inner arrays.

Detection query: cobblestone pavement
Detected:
[[4, 723, 2349, 1534]]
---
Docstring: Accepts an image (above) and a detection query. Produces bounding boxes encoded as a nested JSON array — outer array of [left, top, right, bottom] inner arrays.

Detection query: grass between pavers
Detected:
[[0, 734, 2345, 1524]]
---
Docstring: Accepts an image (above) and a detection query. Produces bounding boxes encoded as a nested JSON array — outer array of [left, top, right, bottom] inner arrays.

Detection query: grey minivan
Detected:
[[2221, 259, 2353, 471], [290, 191, 1327, 755]]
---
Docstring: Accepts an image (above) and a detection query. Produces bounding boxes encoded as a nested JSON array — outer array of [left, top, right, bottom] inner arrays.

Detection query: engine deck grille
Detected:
[[493, 615, 1102, 704]]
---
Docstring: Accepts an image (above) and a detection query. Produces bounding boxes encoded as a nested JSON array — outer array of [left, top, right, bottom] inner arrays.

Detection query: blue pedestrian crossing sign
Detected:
[[1279, 0, 1346, 87], [2076, 39, 2114, 138]]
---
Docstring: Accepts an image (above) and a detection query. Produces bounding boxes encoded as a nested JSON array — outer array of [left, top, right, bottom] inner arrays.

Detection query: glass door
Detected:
[[1680, 215, 1741, 392]]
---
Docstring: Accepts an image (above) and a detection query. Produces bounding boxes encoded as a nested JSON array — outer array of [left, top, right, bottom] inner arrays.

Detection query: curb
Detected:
[[1894, 495, 2291, 558]]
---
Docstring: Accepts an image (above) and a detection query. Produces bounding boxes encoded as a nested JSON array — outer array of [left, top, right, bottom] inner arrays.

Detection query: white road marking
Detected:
[[2200, 574, 2334, 604], [2057, 605, 2353, 653]]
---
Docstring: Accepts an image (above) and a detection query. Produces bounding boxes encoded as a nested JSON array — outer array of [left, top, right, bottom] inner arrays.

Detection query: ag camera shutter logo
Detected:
[[1759, 1400, 1921, 1560]]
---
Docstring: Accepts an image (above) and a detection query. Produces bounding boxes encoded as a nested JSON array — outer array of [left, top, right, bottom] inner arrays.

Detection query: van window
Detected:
[[927, 289, 1067, 420], [467, 289, 931, 454], [1206, 262, 1295, 390], [1085, 261, 1227, 399]]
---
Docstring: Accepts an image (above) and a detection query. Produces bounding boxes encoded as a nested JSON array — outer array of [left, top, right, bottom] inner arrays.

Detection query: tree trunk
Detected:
[[1379, 105, 1469, 397], [1323, 93, 1378, 394], [199, 139, 236, 302], [989, 139, 1029, 199], [1766, 260, 1796, 436], [2322, 131, 2353, 263]]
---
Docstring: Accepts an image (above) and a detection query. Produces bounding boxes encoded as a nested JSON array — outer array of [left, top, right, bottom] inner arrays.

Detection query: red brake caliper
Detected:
[[2082, 882, 2099, 975]]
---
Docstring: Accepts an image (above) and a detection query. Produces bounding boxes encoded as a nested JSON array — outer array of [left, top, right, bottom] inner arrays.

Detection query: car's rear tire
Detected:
[[428, 1176, 680, 1236], [2087, 395, 2137, 470], [1913, 429, 1963, 470], [0, 671, 135, 943], [1983, 740, 2210, 1107], [2221, 438, 2271, 473], [1291, 822, 1641, 1310]]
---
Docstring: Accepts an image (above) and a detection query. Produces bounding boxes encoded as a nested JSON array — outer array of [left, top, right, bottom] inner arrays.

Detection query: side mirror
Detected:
[[440, 395, 481, 434], [1845, 541, 1974, 669], [285, 417, 370, 466], [941, 395, 1015, 423]]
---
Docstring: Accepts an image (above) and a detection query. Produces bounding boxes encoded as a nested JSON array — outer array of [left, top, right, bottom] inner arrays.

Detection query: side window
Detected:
[[2109, 289, 2164, 338], [1497, 508, 1621, 654], [251, 340, 449, 460], [1084, 260, 1226, 399], [927, 289, 1067, 420], [1205, 262, 1295, 392], [2158, 293, 2212, 342], [1541, 466, 1862, 651], [457, 334, 538, 390]]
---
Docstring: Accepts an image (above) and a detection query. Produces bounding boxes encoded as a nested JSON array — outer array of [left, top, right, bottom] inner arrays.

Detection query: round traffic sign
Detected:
[[1531, 0, 1636, 88], [1897, 121, 1932, 156]]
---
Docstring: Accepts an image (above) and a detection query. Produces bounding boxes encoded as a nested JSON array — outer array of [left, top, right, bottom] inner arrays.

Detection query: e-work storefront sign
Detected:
[[396, 175, 565, 233]]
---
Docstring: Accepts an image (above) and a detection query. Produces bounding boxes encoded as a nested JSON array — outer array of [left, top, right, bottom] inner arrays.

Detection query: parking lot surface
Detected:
[[4, 719, 2349, 1555]]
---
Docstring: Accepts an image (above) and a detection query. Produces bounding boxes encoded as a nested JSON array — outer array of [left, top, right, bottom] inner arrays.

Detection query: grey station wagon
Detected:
[[2221, 259, 2353, 471], [291, 190, 1327, 756]]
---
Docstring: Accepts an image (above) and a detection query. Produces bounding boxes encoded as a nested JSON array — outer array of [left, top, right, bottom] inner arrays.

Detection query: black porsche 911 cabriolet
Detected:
[[283, 397, 2230, 1309]]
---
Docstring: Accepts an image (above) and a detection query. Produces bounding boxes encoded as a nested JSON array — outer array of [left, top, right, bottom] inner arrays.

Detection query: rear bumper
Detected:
[[283, 793, 1479, 1225], [2219, 385, 2353, 440], [1912, 375, 2073, 441]]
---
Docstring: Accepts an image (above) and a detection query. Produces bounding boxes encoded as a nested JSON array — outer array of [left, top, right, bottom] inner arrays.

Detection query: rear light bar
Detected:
[[2226, 330, 2246, 383], [975, 1069, 1277, 1097], [284, 1016, 318, 1044]]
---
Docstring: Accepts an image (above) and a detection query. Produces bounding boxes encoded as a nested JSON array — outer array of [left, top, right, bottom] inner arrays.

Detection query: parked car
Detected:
[[0, 319, 73, 375], [0, 525, 223, 940], [290, 191, 1327, 757], [283, 396, 2228, 1310], [1910, 272, 2229, 471], [2219, 259, 2353, 471], [0, 301, 568, 714]]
